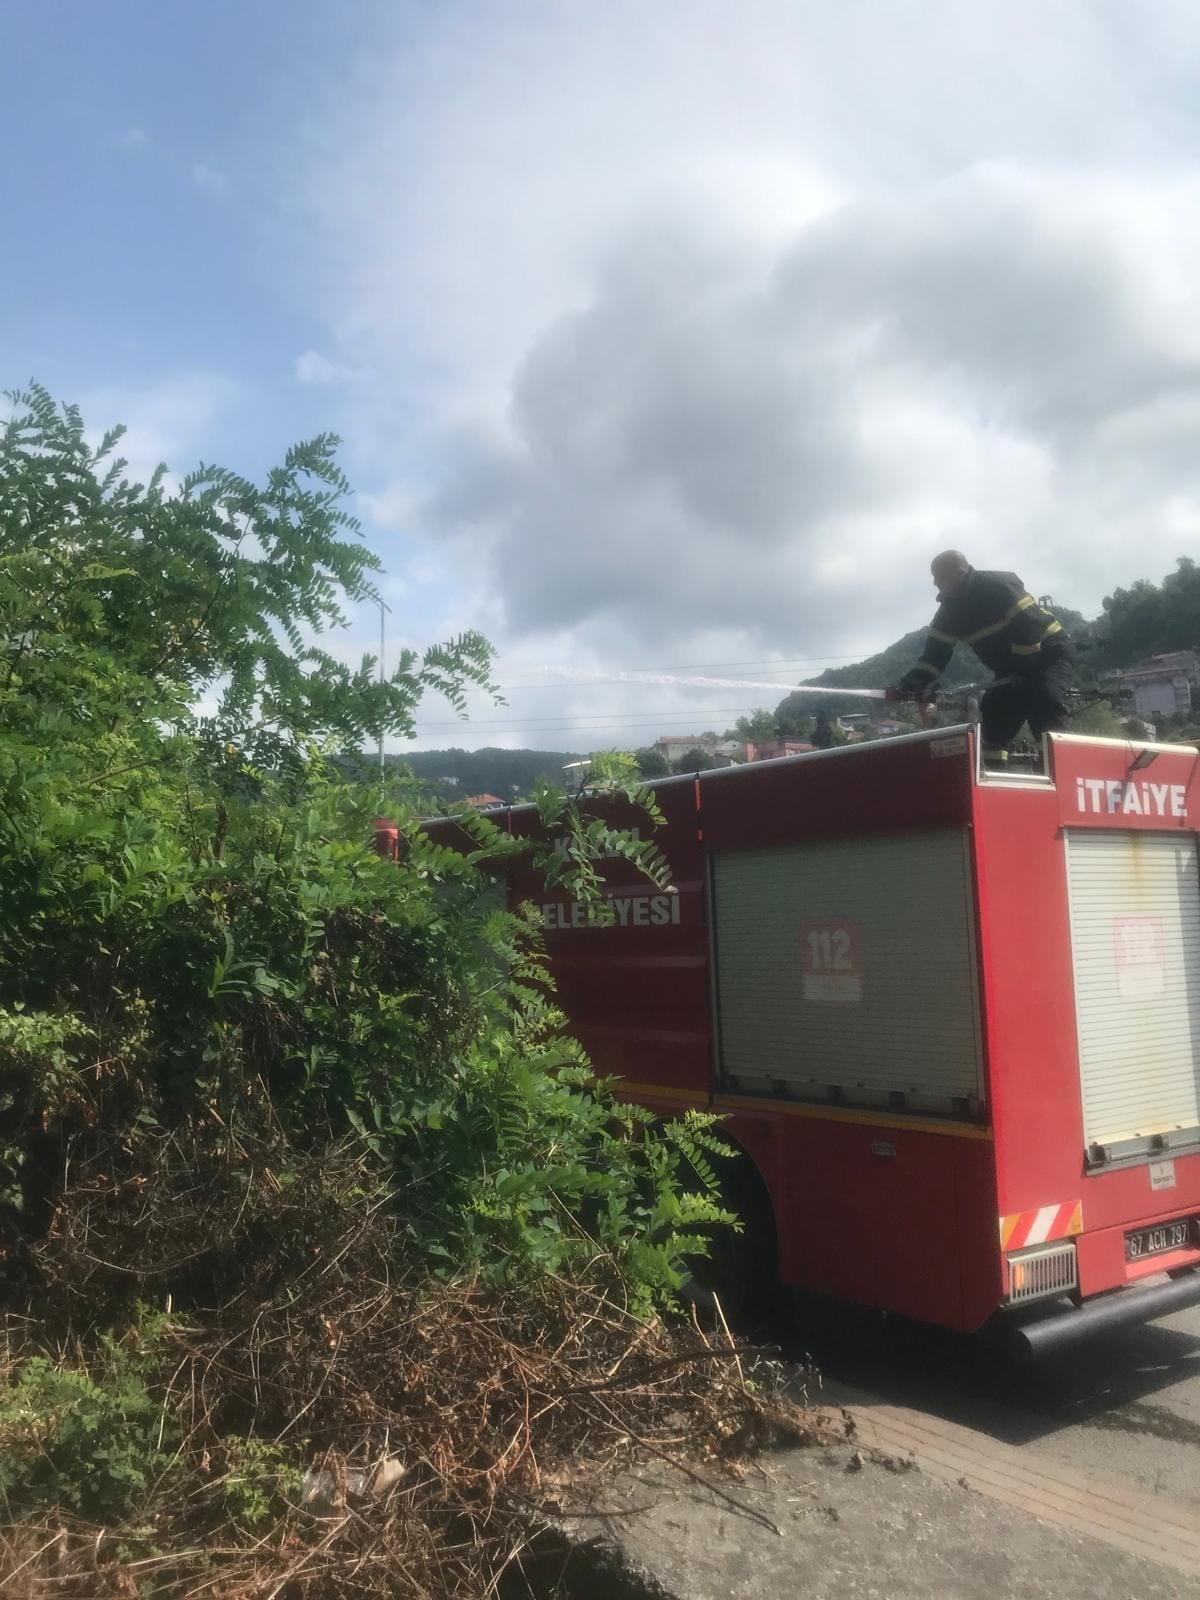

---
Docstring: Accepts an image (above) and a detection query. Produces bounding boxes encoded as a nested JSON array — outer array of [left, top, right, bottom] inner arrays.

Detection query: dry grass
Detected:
[[1, 1127, 824, 1599]]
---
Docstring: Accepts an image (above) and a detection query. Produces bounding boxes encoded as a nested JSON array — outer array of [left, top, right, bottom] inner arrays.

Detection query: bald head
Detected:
[[931, 549, 971, 601]]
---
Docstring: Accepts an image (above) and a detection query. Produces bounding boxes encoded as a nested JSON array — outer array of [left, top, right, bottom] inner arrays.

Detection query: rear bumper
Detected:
[[1006, 1269, 1200, 1362]]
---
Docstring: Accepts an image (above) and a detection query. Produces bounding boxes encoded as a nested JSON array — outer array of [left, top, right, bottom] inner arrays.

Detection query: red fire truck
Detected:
[[422, 727, 1200, 1356]]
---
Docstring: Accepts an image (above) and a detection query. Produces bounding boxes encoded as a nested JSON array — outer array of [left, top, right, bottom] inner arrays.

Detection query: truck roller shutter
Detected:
[[1065, 830, 1200, 1161], [711, 828, 984, 1118]]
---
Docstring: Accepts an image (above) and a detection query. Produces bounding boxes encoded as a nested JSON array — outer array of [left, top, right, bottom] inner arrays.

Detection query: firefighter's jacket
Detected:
[[907, 570, 1069, 688]]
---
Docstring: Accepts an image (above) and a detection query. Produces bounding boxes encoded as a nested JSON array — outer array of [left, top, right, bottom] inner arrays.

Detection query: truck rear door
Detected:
[[1065, 829, 1200, 1166]]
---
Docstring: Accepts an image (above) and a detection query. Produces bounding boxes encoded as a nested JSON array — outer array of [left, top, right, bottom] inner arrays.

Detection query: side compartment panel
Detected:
[[712, 829, 983, 1117]]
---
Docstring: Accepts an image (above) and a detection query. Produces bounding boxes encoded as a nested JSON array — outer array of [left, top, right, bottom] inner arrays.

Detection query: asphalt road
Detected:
[[783, 1289, 1200, 1510], [550, 1295, 1200, 1599]]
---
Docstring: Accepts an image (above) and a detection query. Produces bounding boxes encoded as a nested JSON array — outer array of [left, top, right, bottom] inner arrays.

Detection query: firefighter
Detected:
[[893, 551, 1074, 766]]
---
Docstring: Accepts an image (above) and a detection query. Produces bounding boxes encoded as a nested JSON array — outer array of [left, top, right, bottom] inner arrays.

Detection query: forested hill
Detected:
[[372, 561, 1200, 775], [777, 558, 1200, 722], [391, 745, 582, 803], [774, 612, 1085, 723], [1087, 557, 1200, 669], [804, 603, 1093, 692]]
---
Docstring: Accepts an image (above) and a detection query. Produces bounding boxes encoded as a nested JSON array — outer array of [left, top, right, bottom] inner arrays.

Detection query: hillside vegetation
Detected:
[[771, 569, 1198, 734], [406, 568, 1200, 786], [397, 745, 582, 804], [0, 387, 774, 1598]]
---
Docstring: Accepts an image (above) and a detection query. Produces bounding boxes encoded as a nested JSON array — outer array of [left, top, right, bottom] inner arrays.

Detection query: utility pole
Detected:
[[374, 597, 391, 780]]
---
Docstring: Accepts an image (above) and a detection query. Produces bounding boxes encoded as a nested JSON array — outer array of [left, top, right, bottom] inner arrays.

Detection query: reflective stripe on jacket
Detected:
[[909, 569, 1069, 684]]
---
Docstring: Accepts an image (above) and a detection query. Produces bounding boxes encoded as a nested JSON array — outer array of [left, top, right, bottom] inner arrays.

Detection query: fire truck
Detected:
[[421, 727, 1200, 1357]]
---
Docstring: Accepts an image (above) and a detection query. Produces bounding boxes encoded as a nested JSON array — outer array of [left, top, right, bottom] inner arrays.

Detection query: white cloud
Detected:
[[294, 350, 365, 386], [285, 1, 1200, 744], [191, 162, 228, 197], [78, 372, 237, 489], [412, 167, 1200, 658], [120, 127, 147, 148]]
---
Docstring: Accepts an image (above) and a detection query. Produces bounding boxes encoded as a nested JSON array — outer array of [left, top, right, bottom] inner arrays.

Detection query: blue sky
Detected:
[[3, 4, 334, 436], [1, 1, 463, 739], [0, 2, 399, 571], [5, 3, 1200, 750]]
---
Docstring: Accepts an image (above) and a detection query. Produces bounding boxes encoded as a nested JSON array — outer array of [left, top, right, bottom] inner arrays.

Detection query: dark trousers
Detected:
[[980, 652, 1074, 760]]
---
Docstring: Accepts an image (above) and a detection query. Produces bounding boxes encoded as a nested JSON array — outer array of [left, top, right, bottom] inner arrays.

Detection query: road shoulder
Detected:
[[544, 1412, 1196, 1600]]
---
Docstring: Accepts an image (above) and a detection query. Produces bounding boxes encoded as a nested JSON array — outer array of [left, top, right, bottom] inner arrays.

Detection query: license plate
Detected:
[[1125, 1218, 1196, 1262]]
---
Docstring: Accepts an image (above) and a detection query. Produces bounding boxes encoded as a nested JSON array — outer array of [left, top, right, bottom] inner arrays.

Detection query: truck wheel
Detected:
[[681, 1153, 779, 1334]]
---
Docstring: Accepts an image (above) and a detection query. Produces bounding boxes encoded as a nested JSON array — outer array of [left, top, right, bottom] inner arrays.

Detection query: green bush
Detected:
[[219, 1436, 305, 1531], [0, 386, 730, 1316], [0, 1342, 169, 1518]]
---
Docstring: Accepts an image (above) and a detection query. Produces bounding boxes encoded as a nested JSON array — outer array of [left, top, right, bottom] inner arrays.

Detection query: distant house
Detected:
[[1109, 652, 1200, 718], [745, 738, 814, 761], [464, 792, 504, 809], [655, 735, 715, 764], [656, 733, 815, 765]]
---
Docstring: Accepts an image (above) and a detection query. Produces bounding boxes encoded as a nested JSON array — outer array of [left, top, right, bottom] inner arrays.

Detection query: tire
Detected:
[[682, 1150, 780, 1334]]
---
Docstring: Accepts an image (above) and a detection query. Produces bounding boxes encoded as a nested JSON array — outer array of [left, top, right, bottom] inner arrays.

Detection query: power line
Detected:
[[462, 654, 861, 692], [416, 705, 778, 726], [465, 676, 821, 695], [413, 704, 793, 733]]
